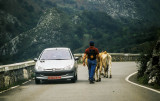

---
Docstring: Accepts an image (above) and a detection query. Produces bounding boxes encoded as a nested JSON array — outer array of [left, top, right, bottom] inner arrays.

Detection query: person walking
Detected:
[[83, 41, 99, 84]]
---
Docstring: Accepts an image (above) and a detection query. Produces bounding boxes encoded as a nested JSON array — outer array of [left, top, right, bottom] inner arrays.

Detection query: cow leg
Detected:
[[96, 70, 99, 82], [99, 62, 102, 82], [102, 65, 105, 77], [109, 66, 112, 78], [106, 65, 109, 78], [101, 68, 104, 76], [94, 69, 97, 81], [95, 66, 98, 82], [100, 62, 104, 76], [109, 60, 112, 78], [99, 68, 102, 82]]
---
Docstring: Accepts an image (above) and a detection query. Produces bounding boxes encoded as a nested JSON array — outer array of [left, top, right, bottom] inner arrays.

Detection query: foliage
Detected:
[[138, 74, 149, 84], [136, 27, 160, 79]]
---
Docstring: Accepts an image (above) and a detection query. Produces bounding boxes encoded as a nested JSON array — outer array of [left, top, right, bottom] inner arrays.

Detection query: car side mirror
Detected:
[[74, 57, 79, 61], [34, 58, 38, 62]]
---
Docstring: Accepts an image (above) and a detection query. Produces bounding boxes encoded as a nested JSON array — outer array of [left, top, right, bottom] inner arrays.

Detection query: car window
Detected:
[[40, 49, 72, 60]]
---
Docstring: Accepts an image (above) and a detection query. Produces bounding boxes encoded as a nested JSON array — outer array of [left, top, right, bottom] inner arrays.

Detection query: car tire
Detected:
[[71, 73, 77, 83], [35, 78, 40, 84]]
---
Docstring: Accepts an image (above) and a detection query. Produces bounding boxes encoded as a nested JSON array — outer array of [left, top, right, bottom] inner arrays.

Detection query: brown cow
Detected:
[[95, 51, 112, 82]]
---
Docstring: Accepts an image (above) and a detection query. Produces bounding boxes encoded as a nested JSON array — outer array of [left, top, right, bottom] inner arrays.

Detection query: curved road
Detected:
[[0, 62, 160, 101]]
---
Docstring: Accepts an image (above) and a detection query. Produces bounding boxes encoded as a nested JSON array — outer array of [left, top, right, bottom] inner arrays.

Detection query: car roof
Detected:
[[44, 47, 70, 51]]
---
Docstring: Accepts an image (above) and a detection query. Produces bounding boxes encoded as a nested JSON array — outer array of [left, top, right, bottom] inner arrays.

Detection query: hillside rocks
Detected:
[[0, 10, 20, 25], [0, 10, 21, 46], [0, 8, 59, 55], [145, 40, 160, 85], [0, 0, 160, 65], [0, 8, 77, 63], [86, 0, 138, 19]]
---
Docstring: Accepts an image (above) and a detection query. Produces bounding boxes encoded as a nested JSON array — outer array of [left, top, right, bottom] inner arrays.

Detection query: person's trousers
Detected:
[[88, 59, 97, 81]]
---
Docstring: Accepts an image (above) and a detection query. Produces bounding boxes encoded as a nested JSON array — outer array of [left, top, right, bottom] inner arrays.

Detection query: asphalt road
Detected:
[[0, 62, 160, 101]]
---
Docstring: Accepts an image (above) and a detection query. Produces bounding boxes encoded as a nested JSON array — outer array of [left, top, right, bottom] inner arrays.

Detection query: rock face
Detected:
[[0, 8, 65, 56], [85, 0, 138, 19], [0, 8, 80, 62], [0, 10, 21, 46], [145, 39, 160, 85]]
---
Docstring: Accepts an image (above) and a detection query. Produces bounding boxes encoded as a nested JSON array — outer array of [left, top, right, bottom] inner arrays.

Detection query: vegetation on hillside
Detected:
[[137, 28, 160, 87], [0, 0, 160, 65]]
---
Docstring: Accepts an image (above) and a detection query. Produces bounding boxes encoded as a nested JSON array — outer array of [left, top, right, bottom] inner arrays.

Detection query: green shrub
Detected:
[[137, 41, 155, 78], [138, 74, 149, 84]]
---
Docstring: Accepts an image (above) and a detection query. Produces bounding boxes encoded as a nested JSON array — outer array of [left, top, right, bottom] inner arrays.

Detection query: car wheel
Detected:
[[71, 74, 77, 83], [75, 74, 77, 81], [35, 78, 40, 84]]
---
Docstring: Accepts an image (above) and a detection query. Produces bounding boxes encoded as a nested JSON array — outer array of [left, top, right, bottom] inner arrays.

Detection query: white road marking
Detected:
[[125, 72, 160, 94]]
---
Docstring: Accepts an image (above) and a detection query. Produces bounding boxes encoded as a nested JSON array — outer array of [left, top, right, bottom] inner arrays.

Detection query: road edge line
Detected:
[[125, 71, 160, 94], [0, 79, 32, 94]]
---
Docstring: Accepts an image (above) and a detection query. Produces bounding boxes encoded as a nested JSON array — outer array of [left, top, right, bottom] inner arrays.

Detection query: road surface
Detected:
[[0, 62, 160, 101]]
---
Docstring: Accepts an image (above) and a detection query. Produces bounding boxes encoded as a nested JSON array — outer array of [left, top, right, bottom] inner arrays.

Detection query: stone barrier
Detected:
[[74, 53, 140, 63], [110, 53, 140, 61], [0, 61, 35, 90]]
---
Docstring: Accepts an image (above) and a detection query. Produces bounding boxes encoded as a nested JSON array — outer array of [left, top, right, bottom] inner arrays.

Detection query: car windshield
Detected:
[[40, 49, 72, 60]]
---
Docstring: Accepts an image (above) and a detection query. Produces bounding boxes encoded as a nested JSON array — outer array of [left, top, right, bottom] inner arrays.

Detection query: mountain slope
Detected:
[[0, 0, 160, 64]]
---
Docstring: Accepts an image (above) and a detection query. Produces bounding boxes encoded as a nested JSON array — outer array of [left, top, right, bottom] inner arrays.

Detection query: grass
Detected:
[[137, 75, 148, 84], [129, 73, 160, 91]]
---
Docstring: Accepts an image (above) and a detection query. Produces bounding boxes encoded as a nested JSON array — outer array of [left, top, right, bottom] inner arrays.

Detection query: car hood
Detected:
[[36, 60, 74, 69]]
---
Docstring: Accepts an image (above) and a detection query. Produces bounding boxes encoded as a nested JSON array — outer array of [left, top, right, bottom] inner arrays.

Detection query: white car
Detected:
[[34, 47, 79, 84]]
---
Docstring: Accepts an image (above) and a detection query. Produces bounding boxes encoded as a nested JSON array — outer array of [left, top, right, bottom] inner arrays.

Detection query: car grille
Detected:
[[36, 70, 74, 76], [44, 68, 64, 71]]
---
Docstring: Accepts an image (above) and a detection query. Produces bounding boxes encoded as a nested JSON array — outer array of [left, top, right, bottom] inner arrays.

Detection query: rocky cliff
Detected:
[[79, 0, 138, 19], [145, 39, 160, 85], [0, 8, 80, 62]]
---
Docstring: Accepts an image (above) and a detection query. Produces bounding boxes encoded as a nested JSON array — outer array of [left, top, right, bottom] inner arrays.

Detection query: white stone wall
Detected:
[[0, 61, 35, 89]]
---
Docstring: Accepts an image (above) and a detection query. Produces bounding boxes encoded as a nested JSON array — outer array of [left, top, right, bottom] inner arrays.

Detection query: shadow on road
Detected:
[[32, 79, 90, 85], [37, 80, 74, 85], [76, 80, 89, 83]]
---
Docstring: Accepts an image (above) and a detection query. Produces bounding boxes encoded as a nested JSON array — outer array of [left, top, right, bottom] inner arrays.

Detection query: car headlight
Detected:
[[64, 65, 73, 70], [36, 66, 43, 71]]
